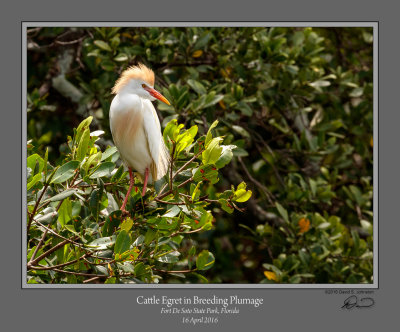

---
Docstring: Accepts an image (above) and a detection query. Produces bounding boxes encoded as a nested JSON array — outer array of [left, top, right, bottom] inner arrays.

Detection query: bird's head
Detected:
[[112, 63, 170, 105]]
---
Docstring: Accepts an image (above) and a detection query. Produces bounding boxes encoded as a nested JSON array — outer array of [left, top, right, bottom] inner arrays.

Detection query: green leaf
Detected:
[[193, 31, 211, 50], [202, 137, 223, 164], [203, 92, 224, 109], [120, 217, 133, 233], [175, 125, 198, 155], [105, 277, 117, 284], [27, 154, 45, 175], [114, 53, 128, 62], [64, 223, 79, 235], [101, 146, 119, 161], [35, 207, 57, 225], [46, 188, 78, 202], [58, 198, 72, 227], [89, 188, 108, 220], [191, 181, 202, 202], [102, 210, 122, 236], [349, 185, 365, 206], [89, 162, 115, 179], [235, 101, 253, 116], [75, 116, 93, 145], [114, 230, 131, 254], [309, 80, 331, 91], [205, 120, 219, 147], [76, 128, 90, 161], [232, 147, 248, 157], [101, 60, 115, 71], [84, 151, 102, 174], [193, 164, 219, 184], [232, 125, 250, 138], [233, 183, 252, 202], [317, 222, 331, 230], [233, 189, 252, 202], [50, 161, 80, 184], [187, 79, 207, 95], [156, 250, 180, 263], [189, 246, 196, 257], [111, 165, 125, 183], [219, 199, 234, 213], [215, 145, 235, 168], [191, 272, 209, 283], [163, 119, 184, 150], [349, 87, 364, 98], [196, 250, 215, 271], [276, 202, 289, 222], [86, 235, 116, 249], [43, 147, 49, 179], [163, 206, 181, 218], [144, 229, 157, 245], [27, 173, 42, 190], [237, 182, 246, 191], [309, 178, 317, 197], [94, 40, 112, 52]]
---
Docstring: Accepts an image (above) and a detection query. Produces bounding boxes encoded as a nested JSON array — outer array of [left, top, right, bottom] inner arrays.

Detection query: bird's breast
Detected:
[[110, 95, 152, 175]]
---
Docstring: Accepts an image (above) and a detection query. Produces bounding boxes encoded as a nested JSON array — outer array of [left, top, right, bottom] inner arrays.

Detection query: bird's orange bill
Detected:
[[144, 86, 171, 105]]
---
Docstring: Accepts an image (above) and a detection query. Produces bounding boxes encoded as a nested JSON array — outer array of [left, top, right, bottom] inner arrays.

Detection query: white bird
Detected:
[[109, 63, 170, 213]]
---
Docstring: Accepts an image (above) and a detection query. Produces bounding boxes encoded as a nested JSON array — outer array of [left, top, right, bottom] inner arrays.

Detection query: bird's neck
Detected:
[[113, 92, 144, 113]]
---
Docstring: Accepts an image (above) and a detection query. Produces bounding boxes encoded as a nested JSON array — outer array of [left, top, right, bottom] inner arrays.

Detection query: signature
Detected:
[[342, 295, 375, 309]]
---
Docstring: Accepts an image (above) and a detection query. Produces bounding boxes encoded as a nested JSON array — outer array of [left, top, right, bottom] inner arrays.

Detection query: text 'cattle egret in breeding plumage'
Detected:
[[109, 63, 171, 213]]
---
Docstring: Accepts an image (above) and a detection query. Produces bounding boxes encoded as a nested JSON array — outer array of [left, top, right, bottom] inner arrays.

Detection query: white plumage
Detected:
[[109, 63, 170, 212]]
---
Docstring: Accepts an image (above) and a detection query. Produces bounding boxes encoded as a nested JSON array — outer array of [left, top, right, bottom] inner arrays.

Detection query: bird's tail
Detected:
[[158, 141, 170, 180], [151, 140, 170, 182]]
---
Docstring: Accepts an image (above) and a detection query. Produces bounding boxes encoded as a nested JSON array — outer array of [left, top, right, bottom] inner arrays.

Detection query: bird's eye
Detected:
[[142, 84, 147, 88]]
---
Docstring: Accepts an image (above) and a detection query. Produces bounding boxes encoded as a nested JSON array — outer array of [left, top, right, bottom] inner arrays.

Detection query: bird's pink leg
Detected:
[[121, 167, 135, 214], [142, 167, 149, 196]]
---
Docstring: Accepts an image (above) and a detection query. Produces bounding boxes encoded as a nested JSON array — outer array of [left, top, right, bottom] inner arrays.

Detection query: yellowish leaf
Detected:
[[121, 32, 133, 39], [220, 67, 232, 78], [370, 136, 373, 148], [192, 50, 203, 58], [264, 271, 278, 281], [108, 263, 113, 276]]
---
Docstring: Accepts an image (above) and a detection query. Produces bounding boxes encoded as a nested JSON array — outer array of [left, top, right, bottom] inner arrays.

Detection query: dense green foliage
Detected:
[[27, 27, 373, 284]]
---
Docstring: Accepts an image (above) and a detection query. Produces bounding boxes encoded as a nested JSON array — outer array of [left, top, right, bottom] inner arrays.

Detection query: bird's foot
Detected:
[[121, 208, 129, 216]]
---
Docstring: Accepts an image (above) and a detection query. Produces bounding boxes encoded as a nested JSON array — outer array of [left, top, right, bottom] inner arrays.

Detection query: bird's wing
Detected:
[[142, 100, 169, 180]]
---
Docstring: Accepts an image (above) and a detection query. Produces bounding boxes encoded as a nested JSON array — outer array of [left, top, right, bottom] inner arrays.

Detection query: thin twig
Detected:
[[83, 276, 106, 283], [155, 198, 185, 205], [82, 256, 116, 266], [172, 150, 203, 181], [54, 37, 85, 46], [28, 254, 89, 270], [177, 177, 194, 189], [157, 149, 203, 199], [29, 229, 49, 263], [169, 227, 204, 238], [27, 182, 49, 231], [27, 239, 75, 269], [152, 267, 197, 274], [179, 193, 219, 204], [156, 176, 195, 200], [169, 144, 176, 190], [33, 219, 85, 248], [40, 267, 106, 278], [238, 157, 274, 205]]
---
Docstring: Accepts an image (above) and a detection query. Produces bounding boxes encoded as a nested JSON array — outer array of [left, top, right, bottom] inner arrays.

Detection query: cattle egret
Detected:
[[109, 63, 170, 213]]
